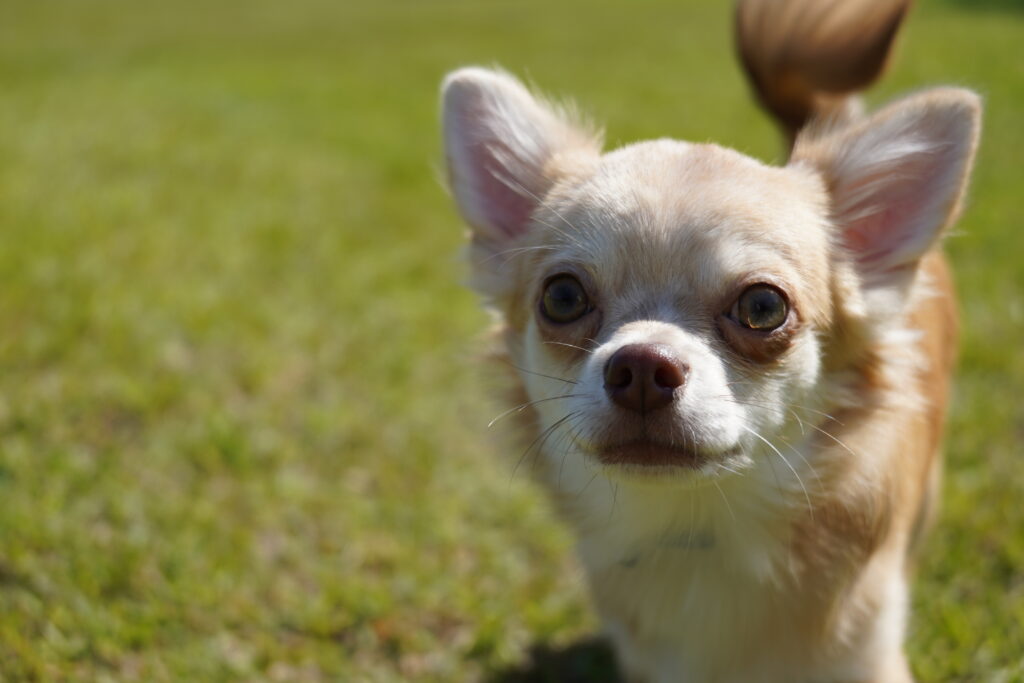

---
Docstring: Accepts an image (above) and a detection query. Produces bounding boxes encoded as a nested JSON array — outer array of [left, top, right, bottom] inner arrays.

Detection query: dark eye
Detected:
[[541, 275, 590, 324], [734, 284, 788, 331]]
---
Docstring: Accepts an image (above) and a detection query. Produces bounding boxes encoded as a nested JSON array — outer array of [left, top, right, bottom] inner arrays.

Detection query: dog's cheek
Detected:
[[519, 321, 591, 414], [782, 331, 824, 395], [768, 333, 824, 430], [723, 331, 824, 436]]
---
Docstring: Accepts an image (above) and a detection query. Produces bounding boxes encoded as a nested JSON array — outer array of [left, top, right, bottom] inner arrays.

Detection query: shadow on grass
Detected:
[[488, 637, 623, 683]]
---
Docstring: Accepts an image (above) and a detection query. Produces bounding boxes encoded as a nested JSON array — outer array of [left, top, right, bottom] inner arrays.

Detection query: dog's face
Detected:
[[512, 141, 832, 478], [442, 68, 979, 483]]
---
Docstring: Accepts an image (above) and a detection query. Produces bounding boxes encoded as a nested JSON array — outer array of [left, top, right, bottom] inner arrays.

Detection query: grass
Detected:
[[0, 0, 1021, 680]]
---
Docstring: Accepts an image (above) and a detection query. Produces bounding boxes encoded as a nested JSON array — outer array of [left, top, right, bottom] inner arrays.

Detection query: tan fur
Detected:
[[736, 0, 912, 144], [491, 191, 959, 683], [441, 2, 979, 680]]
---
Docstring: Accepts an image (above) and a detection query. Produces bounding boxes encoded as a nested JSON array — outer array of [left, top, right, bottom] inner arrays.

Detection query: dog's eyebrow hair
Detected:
[[531, 214, 596, 257], [479, 244, 559, 266]]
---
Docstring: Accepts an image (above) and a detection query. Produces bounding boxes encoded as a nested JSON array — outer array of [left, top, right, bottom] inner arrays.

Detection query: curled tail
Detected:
[[735, 0, 911, 147]]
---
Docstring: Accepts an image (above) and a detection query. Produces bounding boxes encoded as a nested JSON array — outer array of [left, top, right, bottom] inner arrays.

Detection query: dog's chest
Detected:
[[589, 532, 812, 682], [562, 470, 807, 679]]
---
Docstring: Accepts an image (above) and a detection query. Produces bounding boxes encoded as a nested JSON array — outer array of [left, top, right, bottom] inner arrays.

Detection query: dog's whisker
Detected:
[[804, 423, 857, 457], [551, 415, 583, 463], [783, 403, 844, 425], [791, 409, 807, 436], [742, 425, 814, 519], [608, 481, 620, 523], [758, 427, 787, 500], [511, 411, 579, 482], [500, 359, 578, 385], [488, 393, 583, 428], [775, 433, 824, 489], [556, 421, 586, 488], [540, 410, 588, 473], [576, 469, 602, 498], [711, 479, 736, 522], [542, 340, 595, 354], [480, 244, 559, 266], [557, 433, 572, 488]]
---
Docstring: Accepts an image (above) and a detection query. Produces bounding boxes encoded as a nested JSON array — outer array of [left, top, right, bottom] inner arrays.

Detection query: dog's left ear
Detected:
[[442, 67, 601, 298], [791, 88, 981, 294]]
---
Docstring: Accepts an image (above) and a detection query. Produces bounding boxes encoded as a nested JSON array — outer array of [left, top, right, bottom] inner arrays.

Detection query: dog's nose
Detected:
[[603, 343, 688, 413]]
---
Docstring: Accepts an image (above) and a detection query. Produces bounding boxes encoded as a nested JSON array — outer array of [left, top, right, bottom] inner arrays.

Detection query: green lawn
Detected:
[[0, 1, 1021, 680]]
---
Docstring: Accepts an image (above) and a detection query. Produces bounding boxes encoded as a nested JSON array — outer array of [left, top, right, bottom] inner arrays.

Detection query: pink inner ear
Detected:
[[844, 188, 925, 270], [469, 142, 538, 241], [836, 140, 957, 273]]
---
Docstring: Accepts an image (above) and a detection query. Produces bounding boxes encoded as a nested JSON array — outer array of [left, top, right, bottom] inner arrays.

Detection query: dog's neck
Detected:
[[556, 451, 806, 582]]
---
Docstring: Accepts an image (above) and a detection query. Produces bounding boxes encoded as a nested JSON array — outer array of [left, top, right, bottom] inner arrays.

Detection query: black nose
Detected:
[[603, 343, 688, 414]]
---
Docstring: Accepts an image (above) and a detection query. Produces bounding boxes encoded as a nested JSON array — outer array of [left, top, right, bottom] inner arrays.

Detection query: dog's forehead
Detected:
[[540, 140, 832, 302], [559, 141, 827, 247]]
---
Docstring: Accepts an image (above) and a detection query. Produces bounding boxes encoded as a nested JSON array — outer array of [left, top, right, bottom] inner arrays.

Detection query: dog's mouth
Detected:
[[596, 440, 708, 468], [578, 435, 744, 471], [566, 416, 746, 475]]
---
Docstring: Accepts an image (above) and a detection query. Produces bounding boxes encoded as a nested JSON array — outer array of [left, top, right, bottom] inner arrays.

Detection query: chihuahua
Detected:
[[440, 0, 980, 680]]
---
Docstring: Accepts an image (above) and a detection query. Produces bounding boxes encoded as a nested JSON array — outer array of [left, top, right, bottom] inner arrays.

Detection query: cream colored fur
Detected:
[[440, 3, 980, 681]]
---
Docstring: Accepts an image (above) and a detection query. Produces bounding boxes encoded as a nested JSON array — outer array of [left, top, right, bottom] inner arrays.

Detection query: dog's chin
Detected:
[[588, 441, 746, 484]]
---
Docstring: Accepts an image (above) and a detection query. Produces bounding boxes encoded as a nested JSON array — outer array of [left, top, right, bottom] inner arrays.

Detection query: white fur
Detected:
[[441, 66, 979, 682]]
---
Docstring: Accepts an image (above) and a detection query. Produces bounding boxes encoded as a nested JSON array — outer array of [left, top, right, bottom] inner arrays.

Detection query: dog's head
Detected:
[[442, 68, 979, 482]]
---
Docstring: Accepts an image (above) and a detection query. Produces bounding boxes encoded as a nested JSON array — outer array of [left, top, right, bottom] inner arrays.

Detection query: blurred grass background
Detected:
[[0, 0, 1021, 680]]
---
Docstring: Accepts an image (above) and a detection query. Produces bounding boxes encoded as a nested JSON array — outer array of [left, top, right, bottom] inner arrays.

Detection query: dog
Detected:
[[440, 0, 980, 679]]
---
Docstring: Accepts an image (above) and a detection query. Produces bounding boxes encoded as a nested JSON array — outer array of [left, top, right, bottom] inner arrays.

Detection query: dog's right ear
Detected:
[[791, 88, 981, 299], [441, 68, 600, 297]]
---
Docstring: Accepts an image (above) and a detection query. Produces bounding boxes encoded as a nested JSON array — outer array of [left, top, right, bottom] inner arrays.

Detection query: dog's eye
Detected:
[[541, 275, 590, 324], [734, 285, 788, 331]]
